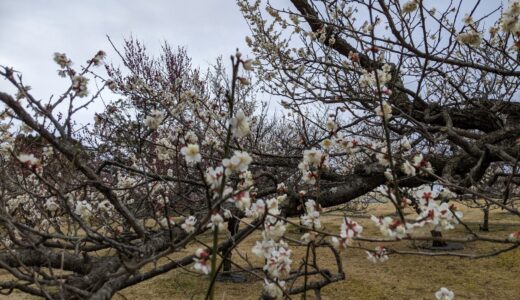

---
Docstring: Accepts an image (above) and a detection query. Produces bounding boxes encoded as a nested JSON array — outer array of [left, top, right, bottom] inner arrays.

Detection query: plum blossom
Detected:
[[300, 149, 327, 184], [44, 198, 59, 212], [457, 30, 482, 47], [264, 217, 286, 241], [508, 231, 520, 242], [375, 100, 392, 120], [320, 138, 333, 150], [17, 153, 40, 167], [193, 248, 211, 274], [366, 246, 389, 263], [72, 75, 89, 97], [74, 200, 92, 220], [402, 160, 416, 176], [180, 144, 202, 164], [302, 171, 318, 185], [437, 203, 463, 230], [300, 199, 322, 230], [246, 199, 266, 219], [181, 216, 197, 233], [222, 151, 252, 175], [263, 245, 292, 278], [207, 212, 226, 231], [414, 197, 463, 231], [331, 217, 363, 250], [231, 191, 251, 211], [501, 1, 520, 34], [144, 110, 165, 129], [242, 59, 254, 71], [371, 215, 407, 239], [402, 1, 418, 14], [326, 118, 338, 132], [252, 237, 276, 258], [230, 110, 250, 138], [435, 287, 455, 300], [376, 150, 390, 167], [413, 154, 433, 173], [384, 168, 394, 181], [301, 231, 318, 244], [264, 279, 285, 299], [415, 185, 437, 206], [401, 137, 412, 150], [53, 52, 71, 68], [90, 50, 106, 66], [205, 166, 224, 190], [303, 148, 324, 166]]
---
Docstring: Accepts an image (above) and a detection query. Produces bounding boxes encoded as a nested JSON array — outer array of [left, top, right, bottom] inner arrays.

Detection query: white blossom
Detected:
[[72, 75, 89, 97], [181, 216, 197, 233], [181, 144, 202, 164], [457, 31, 482, 47], [144, 110, 165, 129], [193, 248, 211, 274], [17, 153, 40, 167], [366, 246, 389, 263], [44, 198, 59, 212], [74, 200, 92, 220], [402, 160, 416, 176], [263, 280, 285, 299], [402, 1, 418, 14], [222, 151, 252, 175], [230, 110, 250, 138], [375, 101, 392, 120], [435, 287, 455, 300]]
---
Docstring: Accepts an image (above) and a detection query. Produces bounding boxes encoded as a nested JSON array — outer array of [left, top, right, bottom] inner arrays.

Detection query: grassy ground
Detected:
[[4, 202, 520, 299]]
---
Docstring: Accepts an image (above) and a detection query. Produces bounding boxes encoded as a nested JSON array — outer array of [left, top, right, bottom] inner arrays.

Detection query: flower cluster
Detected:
[[413, 186, 463, 230], [222, 151, 252, 175], [230, 109, 250, 138], [245, 199, 266, 219], [145, 110, 165, 129], [331, 217, 363, 250], [74, 200, 93, 220], [300, 199, 322, 243], [359, 64, 392, 89], [53, 52, 71, 68], [193, 248, 211, 274], [402, 1, 418, 14], [371, 215, 407, 239], [72, 75, 89, 97], [17, 153, 40, 168], [299, 148, 327, 185], [207, 211, 226, 231], [181, 144, 201, 164], [375, 101, 392, 120], [501, 1, 520, 34], [457, 31, 482, 47], [251, 193, 290, 298], [366, 246, 389, 263], [181, 216, 197, 233]]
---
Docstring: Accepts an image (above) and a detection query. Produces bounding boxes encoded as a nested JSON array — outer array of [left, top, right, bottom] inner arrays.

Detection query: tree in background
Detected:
[[0, 0, 519, 299]]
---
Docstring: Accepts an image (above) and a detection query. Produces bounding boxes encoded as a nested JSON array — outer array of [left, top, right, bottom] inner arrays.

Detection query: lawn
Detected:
[[5, 202, 520, 299]]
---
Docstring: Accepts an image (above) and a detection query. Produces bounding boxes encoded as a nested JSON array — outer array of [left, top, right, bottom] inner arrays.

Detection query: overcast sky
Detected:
[[0, 0, 259, 121], [0, 0, 497, 124]]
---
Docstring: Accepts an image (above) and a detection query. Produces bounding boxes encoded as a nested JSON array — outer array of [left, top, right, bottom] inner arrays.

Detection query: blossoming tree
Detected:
[[1, 0, 520, 299]]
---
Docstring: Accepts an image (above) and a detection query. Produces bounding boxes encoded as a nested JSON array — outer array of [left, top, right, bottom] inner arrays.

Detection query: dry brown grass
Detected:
[[4, 203, 520, 299]]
